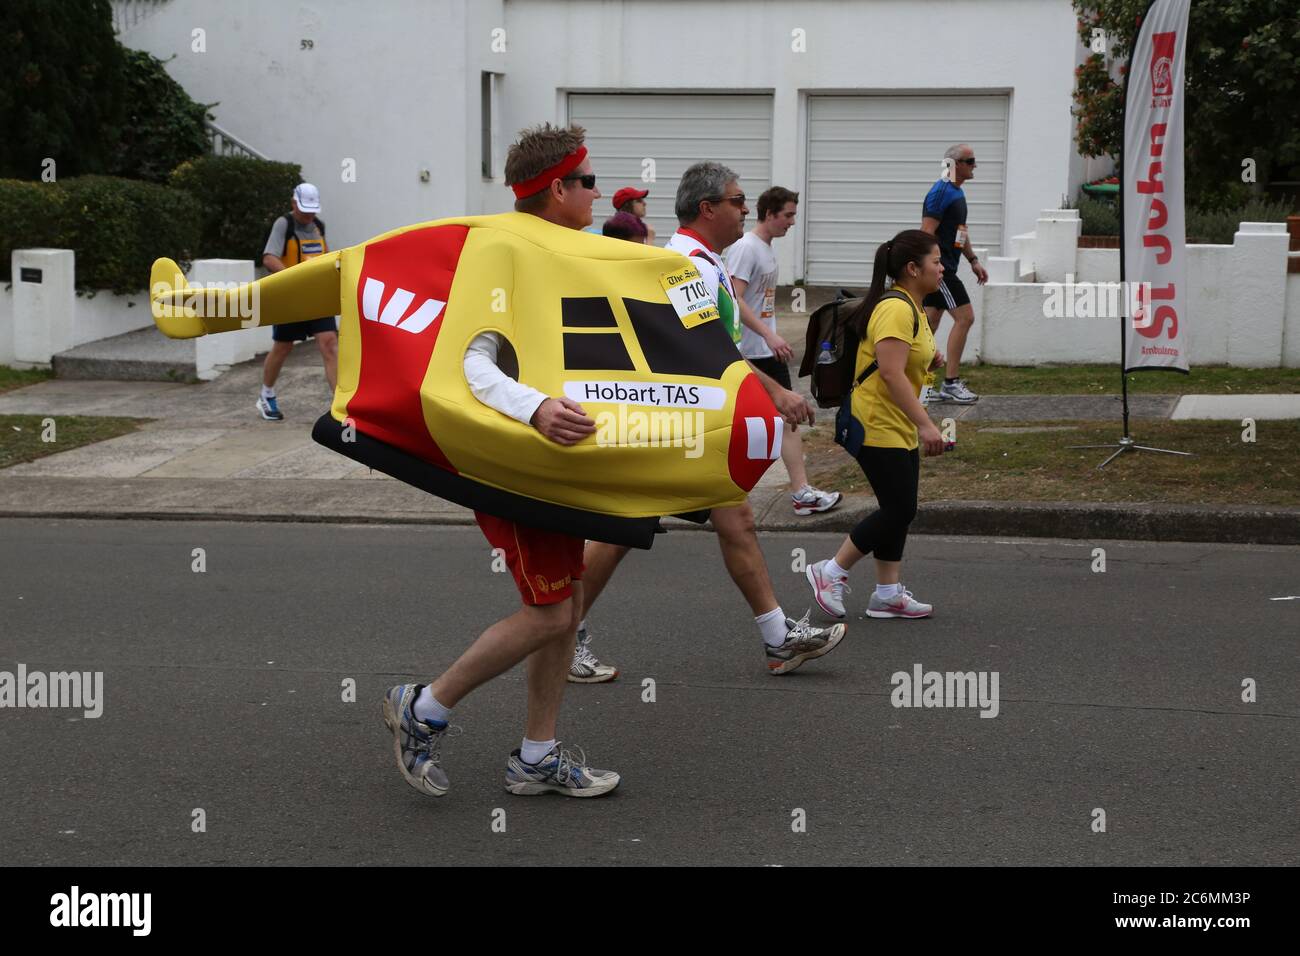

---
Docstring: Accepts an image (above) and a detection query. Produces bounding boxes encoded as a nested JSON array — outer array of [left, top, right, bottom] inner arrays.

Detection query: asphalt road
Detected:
[[1, 519, 1296, 866]]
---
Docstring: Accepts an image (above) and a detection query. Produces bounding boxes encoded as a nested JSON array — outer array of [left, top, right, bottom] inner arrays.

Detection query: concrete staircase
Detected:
[[52, 327, 198, 383]]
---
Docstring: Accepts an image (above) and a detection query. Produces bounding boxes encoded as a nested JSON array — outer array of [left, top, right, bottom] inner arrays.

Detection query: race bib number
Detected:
[[660, 265, 719, 329]]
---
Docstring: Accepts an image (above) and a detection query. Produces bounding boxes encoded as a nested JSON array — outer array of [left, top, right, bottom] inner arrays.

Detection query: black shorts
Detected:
[[923, 274, 970, 312], [748, 354, 792, 389], [273, 317, 338, 343]]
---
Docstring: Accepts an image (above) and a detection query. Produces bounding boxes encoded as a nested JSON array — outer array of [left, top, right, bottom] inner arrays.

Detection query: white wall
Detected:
[[1285, 270, 1300, 368], [119, 0, 505, 251], [74, 291, 156, 346], [505, 0, 1081, 282], [120, 0, 1079, 283], [0, 283, 13, 366], [979, 222, 1296, 367]]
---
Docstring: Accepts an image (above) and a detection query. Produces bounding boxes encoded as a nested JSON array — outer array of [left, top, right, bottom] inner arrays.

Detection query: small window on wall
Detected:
[[481, 72, 501, 180]]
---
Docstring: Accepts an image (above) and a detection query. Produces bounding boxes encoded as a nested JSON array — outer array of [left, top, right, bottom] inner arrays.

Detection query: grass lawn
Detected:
[[802, 419, 1300, 507], [0, 366, 53, 394], [0, 415, 146, 469], [960, 364, 1300, 396]]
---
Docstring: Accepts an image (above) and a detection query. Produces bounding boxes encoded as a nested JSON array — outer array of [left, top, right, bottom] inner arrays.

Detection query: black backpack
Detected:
[[804, 289, 920, 455], [262, 213, 326, 263], [799, 288, 919, 409]]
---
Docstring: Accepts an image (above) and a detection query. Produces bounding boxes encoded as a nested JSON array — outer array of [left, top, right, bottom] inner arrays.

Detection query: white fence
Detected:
[[1, 251, 271, 381], [961, 216, 1299, 368]]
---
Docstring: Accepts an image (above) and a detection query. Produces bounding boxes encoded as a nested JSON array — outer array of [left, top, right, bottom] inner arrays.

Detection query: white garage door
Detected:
[[569, 93, 773, 246], [804, 94, 1009, 286]]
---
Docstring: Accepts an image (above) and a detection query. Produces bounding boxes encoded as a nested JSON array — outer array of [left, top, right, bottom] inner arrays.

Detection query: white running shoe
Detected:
[[866, 586, 933, 619], [792, 485, 843, 516], [504, 743, 620, 797], [567, 624, 618, 684], [765, 612, 846, 675], [805, 560, 850, 619], [938, 379, 979, 404]]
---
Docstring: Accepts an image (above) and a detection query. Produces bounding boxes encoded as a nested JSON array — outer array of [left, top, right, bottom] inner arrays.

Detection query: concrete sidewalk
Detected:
[[1, 346, 1298, 544]]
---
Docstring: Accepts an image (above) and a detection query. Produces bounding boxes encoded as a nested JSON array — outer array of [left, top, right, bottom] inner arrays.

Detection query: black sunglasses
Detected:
[[707, 193, 747, 207], [957, 158, 977, 166], [562, 173, 597, 189]]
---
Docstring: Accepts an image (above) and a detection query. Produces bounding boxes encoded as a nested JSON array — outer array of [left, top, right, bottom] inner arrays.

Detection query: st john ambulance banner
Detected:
[[1122, 0, 1191, 373]]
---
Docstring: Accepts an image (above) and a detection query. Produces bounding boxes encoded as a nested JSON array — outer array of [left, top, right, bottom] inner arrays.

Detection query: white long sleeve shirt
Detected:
[[462, 332, 549, 425]]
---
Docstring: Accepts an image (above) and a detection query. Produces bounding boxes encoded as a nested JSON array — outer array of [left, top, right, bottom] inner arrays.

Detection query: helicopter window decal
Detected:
[[561, 297, 621, 328], [623, 298, 736, 379]]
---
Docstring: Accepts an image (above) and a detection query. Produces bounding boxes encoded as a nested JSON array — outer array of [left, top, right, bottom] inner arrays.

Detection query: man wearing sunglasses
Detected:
[[574, 161, 847, 679], [920, 143, 988, 405], [383, 123, 624, 800]]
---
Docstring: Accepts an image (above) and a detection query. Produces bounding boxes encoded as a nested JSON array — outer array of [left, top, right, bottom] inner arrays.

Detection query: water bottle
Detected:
[[816, 341, 835, 365]]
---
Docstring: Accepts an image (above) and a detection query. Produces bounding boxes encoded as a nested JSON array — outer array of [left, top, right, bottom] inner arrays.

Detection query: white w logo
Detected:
[[361, 278, 445, 334]]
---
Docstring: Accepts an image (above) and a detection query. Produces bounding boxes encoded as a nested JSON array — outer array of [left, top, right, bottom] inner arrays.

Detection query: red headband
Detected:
[[510, 146, 588, 199]]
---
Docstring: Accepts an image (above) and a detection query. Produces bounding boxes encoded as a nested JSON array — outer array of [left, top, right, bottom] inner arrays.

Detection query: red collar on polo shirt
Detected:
[[510, 147, 589, 199], [676, 226, 717, 253]]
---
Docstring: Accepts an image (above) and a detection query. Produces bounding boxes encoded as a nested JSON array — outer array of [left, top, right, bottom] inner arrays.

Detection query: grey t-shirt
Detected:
[[724, 231, 779, 360], [264, 215, 325, 260]]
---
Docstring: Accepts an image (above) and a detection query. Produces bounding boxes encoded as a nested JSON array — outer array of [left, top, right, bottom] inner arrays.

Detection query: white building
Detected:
[[116, 0, 1098, 285]]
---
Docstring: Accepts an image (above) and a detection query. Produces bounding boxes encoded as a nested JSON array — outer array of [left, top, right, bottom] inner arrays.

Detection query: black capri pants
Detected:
[[849, 446, 920, 562]]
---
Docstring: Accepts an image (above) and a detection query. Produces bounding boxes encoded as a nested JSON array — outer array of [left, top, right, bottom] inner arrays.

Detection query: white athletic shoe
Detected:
[[866, 587, 934, 619], [568, 624, 618, 683], [806, 560, 850, 619], [792, 485, 843, 516], [938, 379, 979, 404]]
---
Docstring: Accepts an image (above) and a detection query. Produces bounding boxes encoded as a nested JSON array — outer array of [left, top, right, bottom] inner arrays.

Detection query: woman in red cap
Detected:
[[612, 186, 654, 244]]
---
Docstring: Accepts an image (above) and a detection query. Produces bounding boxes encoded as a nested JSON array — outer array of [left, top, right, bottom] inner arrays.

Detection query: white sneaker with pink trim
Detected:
[[805, 560, 850, 619], [866, 587, 933, 619]]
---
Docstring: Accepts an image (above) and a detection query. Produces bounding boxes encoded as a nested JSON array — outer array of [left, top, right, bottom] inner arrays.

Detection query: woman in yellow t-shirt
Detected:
[[805, 229, 948, 620]]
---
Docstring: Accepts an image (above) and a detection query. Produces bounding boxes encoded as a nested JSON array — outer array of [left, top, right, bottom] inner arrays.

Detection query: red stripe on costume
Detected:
[[347, 224, 469, 471]]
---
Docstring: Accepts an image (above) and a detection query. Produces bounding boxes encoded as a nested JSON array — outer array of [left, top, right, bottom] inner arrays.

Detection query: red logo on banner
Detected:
[[1150, 31, 1175, 106]]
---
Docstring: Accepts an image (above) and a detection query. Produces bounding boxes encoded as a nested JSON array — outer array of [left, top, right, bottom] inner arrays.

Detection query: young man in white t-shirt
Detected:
[[726, 187, 842, 516]]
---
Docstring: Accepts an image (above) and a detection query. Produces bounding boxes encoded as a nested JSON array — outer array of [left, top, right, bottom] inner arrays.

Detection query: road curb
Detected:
[[2, 495, 1298, 545]]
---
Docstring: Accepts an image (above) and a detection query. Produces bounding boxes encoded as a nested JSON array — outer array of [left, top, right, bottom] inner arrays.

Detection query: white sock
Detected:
[[875, 582, 902, 600], [824, 558, 850, 581], [260, 384, 276, 399], [520, 737, 556, 765], [412, 685, 451, 725], [577, 617, 588, 636], [756, 607, 788, 647]]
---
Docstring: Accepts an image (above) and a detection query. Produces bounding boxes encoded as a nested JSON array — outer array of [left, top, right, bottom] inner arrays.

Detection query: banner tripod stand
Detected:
[[1068, 316, 1193, 470]]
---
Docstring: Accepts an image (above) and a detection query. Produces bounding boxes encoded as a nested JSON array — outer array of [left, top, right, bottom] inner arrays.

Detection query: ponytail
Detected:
[[849, 229, 938, 339]]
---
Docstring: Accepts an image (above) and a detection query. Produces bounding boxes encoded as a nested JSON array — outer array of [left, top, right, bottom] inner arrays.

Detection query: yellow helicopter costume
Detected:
[[150, 212, 783, 548]]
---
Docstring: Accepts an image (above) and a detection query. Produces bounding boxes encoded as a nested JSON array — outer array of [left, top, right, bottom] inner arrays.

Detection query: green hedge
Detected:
[[0, 176, 200, 294], [170, 156, 303, 262], [1071, 190, 1292, 244], [108, 48, 212, 184], [0, 180, 65, 274], [0, 0, 125, 180], [1071, 193, 1120, 237]]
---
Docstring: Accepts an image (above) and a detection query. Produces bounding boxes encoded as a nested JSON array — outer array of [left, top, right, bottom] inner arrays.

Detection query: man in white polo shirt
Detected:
[[573, 162, 847, 680], [727, 186, 841, 516]]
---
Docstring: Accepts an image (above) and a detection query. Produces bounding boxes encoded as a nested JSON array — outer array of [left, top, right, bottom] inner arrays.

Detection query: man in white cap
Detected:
[[255, 183, 339, 421]]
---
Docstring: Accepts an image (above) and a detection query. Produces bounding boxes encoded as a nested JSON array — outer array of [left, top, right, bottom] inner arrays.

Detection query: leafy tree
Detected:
[[0, 0, 125, 179], [108, 48, 212, 184], [1072, 0, 1300, 206]]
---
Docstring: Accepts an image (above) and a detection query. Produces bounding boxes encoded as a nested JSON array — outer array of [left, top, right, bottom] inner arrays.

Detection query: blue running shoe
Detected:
[[382, 684, 453, 797], [256, 396, 284, 421], [504, 743, 620, 798]]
